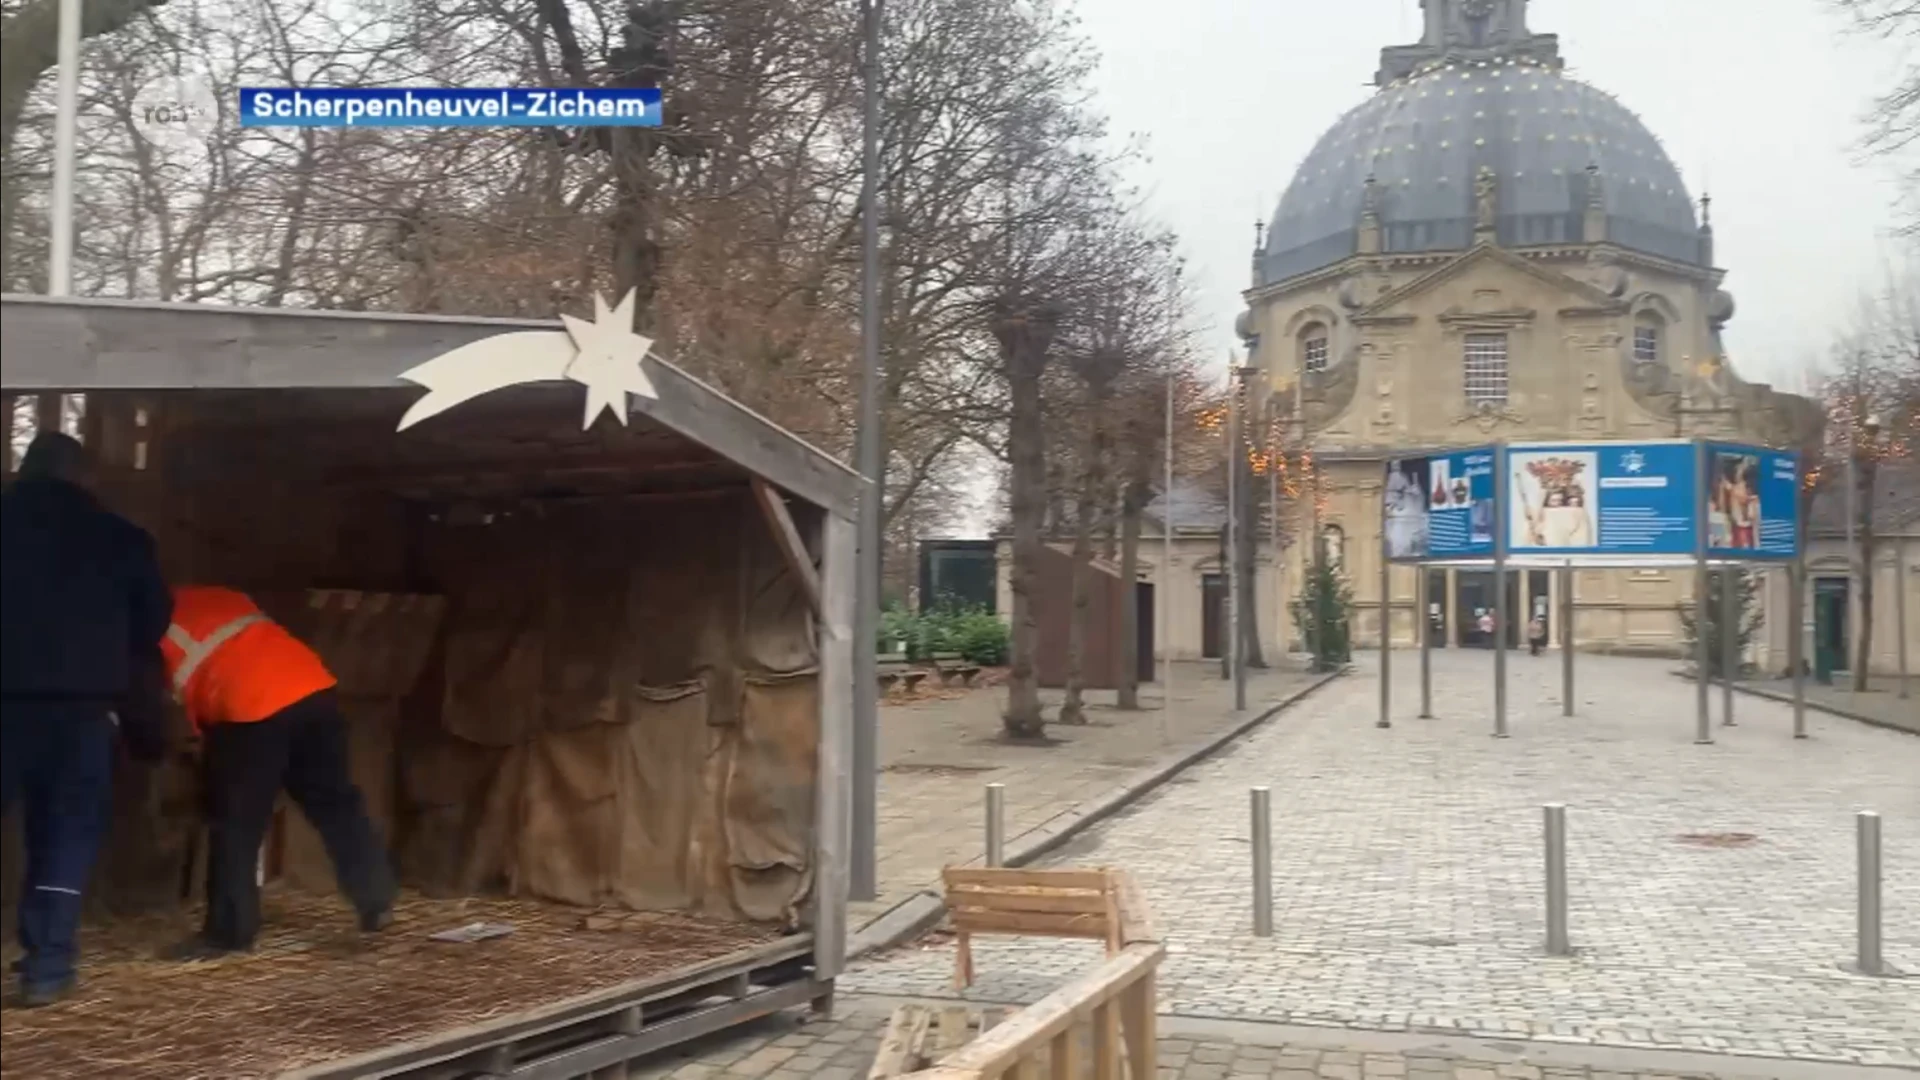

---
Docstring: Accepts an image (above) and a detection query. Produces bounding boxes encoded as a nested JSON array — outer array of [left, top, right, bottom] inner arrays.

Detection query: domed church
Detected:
[[1242, 0, 1818, 656]]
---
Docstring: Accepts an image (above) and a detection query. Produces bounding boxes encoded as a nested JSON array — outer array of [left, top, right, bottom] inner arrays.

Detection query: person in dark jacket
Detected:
[[1, 431, 174, 1007]]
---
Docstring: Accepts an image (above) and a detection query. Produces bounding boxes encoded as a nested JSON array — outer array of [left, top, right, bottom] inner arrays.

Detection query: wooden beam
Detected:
[[753, 477, 823, 618], [810, 510, 856, 981], [35, 392, 61, 437], [3, 394, 17, 472], [323, 451, 728, 489]]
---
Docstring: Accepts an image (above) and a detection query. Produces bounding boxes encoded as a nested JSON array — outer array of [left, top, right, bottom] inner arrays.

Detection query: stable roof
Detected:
[[1, 294, 863, 519]]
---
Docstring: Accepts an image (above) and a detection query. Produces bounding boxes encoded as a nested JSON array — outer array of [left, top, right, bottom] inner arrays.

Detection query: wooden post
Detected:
[[3, 390, 18, 466], [1092, 1001, 1120, 1080], [1119, 971, 1158, 1078], [1048, 1028, 1078, 1080], [811, 512, 857, 984], [35, 392, 62, 438]]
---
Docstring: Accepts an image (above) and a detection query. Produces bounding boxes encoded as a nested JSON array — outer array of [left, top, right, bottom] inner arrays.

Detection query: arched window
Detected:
[[1299, 323, 1330, 374], [1320, 524, 1345, 570], [1632, 314, 1663, 364], [1462, 333, 1509, 407]]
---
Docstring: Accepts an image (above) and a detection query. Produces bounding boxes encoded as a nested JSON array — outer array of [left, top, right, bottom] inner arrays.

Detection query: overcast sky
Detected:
[[1071, 0, 1912, 394]]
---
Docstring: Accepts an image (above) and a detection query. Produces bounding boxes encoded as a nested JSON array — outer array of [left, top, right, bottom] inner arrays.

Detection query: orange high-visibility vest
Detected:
[[160, 586, 337, 729]]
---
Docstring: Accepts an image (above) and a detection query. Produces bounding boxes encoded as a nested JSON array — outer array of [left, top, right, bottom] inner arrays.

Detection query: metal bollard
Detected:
[[1544, 803, 1570, 956], [1251, 787, 1273, 937], [1858, 811, 1883, 976], [984, 783, 1006, 868]]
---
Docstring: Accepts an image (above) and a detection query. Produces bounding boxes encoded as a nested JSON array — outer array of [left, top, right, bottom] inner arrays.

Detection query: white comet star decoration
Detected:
[[394, 289, 658, 432]]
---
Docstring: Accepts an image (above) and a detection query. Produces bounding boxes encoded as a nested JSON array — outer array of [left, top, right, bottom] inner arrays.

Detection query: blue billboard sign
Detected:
[[1385, 446, 1496, 561], [1706, 443, 1800, 560], [1507, 441, 1697, 558]]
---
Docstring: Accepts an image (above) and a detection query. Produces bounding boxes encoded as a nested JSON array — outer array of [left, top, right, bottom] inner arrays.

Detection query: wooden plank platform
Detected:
[[0, 890, 821, 1080]]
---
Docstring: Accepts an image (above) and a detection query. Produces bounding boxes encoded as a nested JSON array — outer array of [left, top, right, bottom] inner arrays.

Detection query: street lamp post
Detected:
[[848, 0, 883, 903]]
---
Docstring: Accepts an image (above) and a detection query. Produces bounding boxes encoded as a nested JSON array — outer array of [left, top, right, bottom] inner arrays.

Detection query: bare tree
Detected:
[[1819, 263, 1919, 687], [1832, 0, 1920, 230], [1056, 221, 1184, 719]]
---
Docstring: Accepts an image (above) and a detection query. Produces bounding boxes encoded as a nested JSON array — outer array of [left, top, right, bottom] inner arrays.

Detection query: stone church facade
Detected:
[[1242, 0, 1820, 655]]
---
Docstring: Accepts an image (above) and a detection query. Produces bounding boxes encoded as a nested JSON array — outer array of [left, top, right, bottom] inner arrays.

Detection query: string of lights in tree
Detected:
[[1193, 376, 1332, 517]]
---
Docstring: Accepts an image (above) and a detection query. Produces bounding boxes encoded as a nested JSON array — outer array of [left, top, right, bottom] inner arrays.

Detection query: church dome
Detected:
[[1262, 15, 1703, 285]]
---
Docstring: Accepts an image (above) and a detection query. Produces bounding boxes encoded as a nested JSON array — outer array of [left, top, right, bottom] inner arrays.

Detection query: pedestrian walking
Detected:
[[2, 432, 174, 1007]]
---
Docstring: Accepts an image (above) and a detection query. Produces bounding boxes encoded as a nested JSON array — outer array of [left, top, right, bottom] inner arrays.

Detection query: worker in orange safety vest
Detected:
[[158, 585, 395, 959]]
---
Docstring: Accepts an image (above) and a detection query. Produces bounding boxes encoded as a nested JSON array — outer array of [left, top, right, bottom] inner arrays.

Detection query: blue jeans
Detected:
[[1, 700, 116, 990]]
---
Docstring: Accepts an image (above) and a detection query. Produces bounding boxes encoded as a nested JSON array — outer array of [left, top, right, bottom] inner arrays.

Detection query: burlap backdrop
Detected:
[[4, 404, 821, 930]]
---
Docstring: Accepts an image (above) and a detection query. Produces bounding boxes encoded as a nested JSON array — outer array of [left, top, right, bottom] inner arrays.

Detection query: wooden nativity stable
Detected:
[[0, 293, 860, 1080]]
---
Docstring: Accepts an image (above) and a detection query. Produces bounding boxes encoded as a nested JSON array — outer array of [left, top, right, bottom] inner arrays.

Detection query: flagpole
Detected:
[[49, 0, 82, 297], [1162, 368, 1175, 729]]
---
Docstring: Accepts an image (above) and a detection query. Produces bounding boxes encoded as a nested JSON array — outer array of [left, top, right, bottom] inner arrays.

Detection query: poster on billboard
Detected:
[[1508, 441, 1697, 558], [1706, 443, 1799, 559], [1385, 446, 1495, 560]]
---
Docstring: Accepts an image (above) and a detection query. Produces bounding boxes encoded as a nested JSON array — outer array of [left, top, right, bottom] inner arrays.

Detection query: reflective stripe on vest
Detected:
[[166, 614, 267, 694]]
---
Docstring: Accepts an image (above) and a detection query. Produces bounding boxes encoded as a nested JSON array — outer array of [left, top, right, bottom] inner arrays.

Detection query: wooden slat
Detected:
[[949, 910, 1112, 939], [1048, 1026, 1079, 1080], [751, 477, 823, 617], [1119, 972, 1157, 1079], [868, 1006, 933, 1079], [947, 885, 1111, 917], [943, 868, 1112, 892], [1092, 1001, 1121, 1080], [1112, 870, 1157, 945], [933, 1007, 973, 1063]]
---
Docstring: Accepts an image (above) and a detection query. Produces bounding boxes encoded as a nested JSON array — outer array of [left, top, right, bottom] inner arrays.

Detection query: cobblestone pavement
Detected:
[[1736, 675, 1918, 735], [845, 652, 1920, 1069], [625, 995, 1907, 1079], [858, 662, 1317, 927]]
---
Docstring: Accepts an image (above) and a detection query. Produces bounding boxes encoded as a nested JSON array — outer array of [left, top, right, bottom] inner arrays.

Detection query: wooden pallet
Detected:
[[282, 935, 824, 1080]]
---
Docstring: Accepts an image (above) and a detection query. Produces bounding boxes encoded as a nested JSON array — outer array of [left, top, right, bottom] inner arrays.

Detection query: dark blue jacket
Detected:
[[1, 478, 172, 704]]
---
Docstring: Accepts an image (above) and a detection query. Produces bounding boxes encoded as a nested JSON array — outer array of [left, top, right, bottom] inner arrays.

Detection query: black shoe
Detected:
[[17, 976, 76, 1008], [160, 936, 245, 963], [358, 906, 393, 933]]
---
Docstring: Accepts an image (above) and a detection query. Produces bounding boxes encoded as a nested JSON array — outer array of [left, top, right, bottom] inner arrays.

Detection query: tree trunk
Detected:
[[611, 132, 662, 333], [997, 301, 1059, 740], [1059, 405, 1107, 725], [1855, 459, 1879, 691], [1117, 474, 1147, 710]]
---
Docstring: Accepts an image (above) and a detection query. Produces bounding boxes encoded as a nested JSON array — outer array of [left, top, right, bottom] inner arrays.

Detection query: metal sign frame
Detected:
[[1379, 437, 1806, 742]]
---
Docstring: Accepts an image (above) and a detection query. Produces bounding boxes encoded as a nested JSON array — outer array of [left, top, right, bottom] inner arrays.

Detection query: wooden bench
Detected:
[[929, 651, 982, 688], [879, 656, 927, 695], [942, 867, 1138, 989]]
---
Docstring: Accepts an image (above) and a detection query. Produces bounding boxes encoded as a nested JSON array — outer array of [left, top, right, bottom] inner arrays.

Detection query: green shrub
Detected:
[[946, 609, 1009, 666], [876, 603, 1008, 666], [878, 603, 918, 657]]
